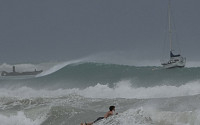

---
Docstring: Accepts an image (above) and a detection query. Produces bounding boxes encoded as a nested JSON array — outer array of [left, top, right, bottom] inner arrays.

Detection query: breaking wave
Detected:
[[0, 112, 44, 125], [1, 80, 200, 99], [95, 108, 200, 125]]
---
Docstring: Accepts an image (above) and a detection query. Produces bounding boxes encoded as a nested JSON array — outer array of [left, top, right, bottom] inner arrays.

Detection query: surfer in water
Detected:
[[81, 106, 118, 125]]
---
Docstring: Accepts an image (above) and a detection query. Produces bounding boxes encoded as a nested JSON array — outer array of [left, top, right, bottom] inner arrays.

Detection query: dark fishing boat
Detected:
[[1, 66, 43, 76]]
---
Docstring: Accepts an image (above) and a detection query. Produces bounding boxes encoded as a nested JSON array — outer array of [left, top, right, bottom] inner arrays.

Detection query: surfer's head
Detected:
[[109, 106, 115, 111]]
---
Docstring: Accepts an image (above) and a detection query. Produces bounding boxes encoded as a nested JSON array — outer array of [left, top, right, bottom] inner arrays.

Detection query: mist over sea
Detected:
[[0, 60, 200, 125]]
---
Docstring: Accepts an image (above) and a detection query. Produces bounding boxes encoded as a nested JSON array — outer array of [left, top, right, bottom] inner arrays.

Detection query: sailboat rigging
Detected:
[[161, 0, 186, 68]]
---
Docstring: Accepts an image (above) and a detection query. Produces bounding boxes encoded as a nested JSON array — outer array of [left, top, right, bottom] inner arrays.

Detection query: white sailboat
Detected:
[[161, 0, 186, 69]]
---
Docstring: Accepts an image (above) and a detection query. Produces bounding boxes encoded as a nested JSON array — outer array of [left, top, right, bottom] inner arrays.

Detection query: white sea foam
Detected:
[[80, 80, 200, 99], [95, 108, 200, 125], [0, 86, 78, 99], [0, 80, 200, 99], [95, 108, 153, 125], [150, 110, 200, 125], [0, 112, 44, 125]]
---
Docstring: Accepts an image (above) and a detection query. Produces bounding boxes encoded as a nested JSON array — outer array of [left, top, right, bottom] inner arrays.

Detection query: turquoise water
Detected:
[[0, 61, 200, 125]]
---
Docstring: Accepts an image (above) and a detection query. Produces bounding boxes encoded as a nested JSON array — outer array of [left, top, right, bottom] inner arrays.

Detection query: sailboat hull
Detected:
[[161, 57, 186, 69]]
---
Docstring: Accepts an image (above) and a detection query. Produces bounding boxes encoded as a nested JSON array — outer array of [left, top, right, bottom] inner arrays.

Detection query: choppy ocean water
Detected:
[[0, 61, 200, 125]]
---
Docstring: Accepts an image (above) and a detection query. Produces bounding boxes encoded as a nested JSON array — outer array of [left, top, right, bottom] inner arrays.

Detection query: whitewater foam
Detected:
[[94, 108, 153, 125], [0, 112, 44, 125], [0, 86, 79, 99], [150, 110, 200, 125], [94, 108, 200, 125], [80, 80, 200, 99], [1, 80, 200, 99]]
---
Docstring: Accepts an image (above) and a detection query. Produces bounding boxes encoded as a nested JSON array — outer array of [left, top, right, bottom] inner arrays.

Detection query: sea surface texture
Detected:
[[0, 62, 200, 125]]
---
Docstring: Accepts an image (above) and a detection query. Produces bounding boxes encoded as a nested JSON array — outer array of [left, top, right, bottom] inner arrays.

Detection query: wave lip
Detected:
[[36, 59, 83, 77]]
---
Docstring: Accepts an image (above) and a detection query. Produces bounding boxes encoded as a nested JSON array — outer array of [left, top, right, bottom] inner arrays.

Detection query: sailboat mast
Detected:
[[168, 0, 172, 52]]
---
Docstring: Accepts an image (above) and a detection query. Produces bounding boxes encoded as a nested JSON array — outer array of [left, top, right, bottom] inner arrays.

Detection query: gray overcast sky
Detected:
[[0, 0, 200, 64]]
